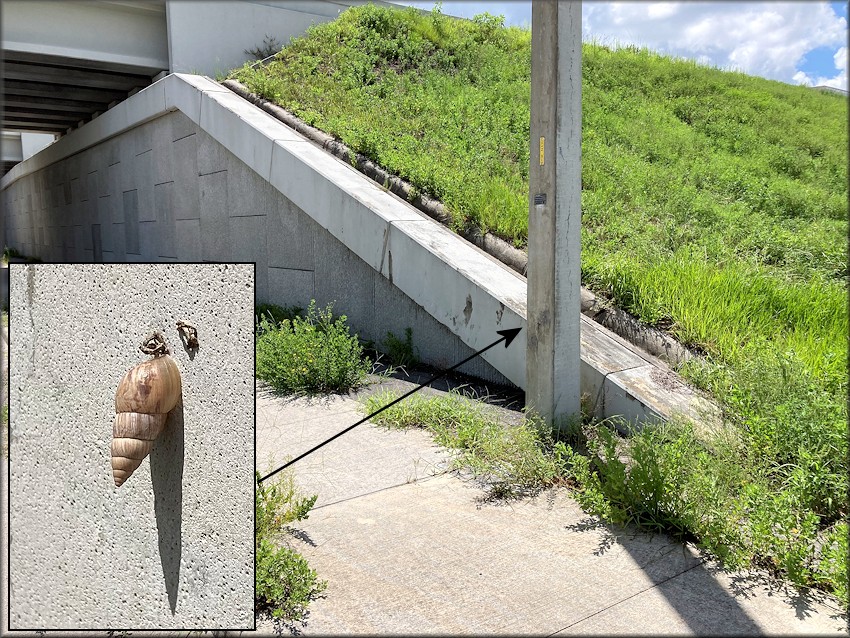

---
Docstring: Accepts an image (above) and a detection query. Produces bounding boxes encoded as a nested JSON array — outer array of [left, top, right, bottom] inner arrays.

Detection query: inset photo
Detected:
[[6, 263, 255, 631]]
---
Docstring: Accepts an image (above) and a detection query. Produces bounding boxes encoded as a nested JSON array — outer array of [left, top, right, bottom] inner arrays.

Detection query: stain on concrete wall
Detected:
[[7, 263, 255, 630]]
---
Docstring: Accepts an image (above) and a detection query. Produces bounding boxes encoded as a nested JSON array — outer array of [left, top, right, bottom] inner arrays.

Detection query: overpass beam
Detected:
[[1, 132, 24, 163]]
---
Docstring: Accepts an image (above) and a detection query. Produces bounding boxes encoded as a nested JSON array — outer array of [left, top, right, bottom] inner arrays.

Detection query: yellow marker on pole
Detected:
[[539, 136, 545, 165]]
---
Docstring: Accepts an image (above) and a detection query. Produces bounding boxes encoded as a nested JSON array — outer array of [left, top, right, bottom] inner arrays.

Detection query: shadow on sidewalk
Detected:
[[562, 515, 847, 633]]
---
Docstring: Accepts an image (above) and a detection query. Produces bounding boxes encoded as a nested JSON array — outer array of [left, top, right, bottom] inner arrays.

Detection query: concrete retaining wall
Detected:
[[7, 263, 255, 630], [1, 73, 719, 426], [0, 74, 513, 384]]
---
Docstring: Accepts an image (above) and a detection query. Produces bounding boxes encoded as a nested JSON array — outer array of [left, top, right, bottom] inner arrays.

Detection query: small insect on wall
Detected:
[[7, 263, 255, 631]]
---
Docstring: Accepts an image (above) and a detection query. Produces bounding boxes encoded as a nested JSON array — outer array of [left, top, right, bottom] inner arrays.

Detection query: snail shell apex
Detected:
[[111, 354, 182, 487]]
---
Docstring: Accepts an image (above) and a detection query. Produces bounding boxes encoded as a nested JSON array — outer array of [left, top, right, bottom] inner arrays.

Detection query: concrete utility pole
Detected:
[[526, 0, 582, 430]]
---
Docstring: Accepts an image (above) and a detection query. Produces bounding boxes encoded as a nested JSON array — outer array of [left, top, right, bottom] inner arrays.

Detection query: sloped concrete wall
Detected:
[[1, 92, 513, 384], [7, 263, 255, 630], [1, 73, 718, 426]]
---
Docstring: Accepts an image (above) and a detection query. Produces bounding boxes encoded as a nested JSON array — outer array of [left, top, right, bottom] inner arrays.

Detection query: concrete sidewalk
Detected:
[[256, 379, 848, 635]]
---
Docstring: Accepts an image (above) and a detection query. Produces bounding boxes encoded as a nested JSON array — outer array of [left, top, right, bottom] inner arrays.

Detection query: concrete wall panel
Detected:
[[134, 149, 155, 222], [8, 263, 255, 630], [171, 133, 200, 221], [267, 267, 314, 311], [154, 181, 177, 259], [175, 218, 202, 261], [266, 194, 315, 270], [197, 128, 230, 177], [165, 1, 378, 78], [198, 170, 230, 261]]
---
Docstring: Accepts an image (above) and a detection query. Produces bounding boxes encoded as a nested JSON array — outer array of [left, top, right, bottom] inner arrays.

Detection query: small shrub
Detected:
[[256, 300, 371, 395], [255, 469, 327, 623], [381, 327, 419, 367], [256, 468, 318, 538], [256, 540, 325, 622]]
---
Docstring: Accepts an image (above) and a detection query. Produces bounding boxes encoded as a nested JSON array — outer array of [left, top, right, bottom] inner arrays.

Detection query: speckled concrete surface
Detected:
[[7, 263, 255, 631]]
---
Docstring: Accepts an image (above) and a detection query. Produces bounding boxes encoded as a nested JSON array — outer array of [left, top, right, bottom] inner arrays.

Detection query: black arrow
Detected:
[[257, 327, 522, 484]]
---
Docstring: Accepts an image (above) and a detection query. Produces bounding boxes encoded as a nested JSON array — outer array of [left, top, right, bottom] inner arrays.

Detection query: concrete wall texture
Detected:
[[166, 0, 393, 77], [8, 263, 255, 630]]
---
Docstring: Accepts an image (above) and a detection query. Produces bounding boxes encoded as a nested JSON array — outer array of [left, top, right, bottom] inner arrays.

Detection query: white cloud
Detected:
[[833, 44, 848, 80], [399, 1, 848, 90], [646, 3, 680, 20], [582, 2, 847, 87], [793, 70, 813, 86], [794, 45, 848, 90]]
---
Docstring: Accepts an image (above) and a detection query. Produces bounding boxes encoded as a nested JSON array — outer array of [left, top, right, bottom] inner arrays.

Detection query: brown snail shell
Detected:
[[111, 354, 182, 487]]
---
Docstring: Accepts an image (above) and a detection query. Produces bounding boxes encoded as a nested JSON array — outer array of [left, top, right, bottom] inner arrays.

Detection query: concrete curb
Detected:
[[221, 78, 695, 367]]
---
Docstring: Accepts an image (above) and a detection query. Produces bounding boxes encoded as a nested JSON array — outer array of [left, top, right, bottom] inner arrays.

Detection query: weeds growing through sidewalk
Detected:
[[363, 389, 570, 497], [256, 301, 371, 395], [363, 389, 848, 607], [255, 468, 327, 623], [381, 327, 420, 368]]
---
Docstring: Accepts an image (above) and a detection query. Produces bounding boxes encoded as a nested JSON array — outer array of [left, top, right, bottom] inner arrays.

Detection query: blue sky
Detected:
[[394, 1, 848, 91]]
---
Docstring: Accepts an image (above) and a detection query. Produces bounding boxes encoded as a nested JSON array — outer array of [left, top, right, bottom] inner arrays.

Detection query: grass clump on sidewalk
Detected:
[[363, 389, 569, 497], [255, 468, 327, 624], [256, 300, 372, 395]]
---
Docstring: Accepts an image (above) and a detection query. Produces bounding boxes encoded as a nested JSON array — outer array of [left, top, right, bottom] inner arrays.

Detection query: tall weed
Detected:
[[255, 469, 327, 622]]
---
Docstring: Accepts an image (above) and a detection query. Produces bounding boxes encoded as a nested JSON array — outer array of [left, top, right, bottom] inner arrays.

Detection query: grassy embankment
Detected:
[[233, 5, 848, 605]]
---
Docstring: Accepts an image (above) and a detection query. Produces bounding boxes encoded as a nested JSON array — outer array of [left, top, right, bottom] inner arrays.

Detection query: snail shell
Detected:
[[111, 354, 182, 487]]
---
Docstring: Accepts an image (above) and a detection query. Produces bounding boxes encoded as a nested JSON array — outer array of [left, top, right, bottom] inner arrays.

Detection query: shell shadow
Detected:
[[150, 400, 184, 615]]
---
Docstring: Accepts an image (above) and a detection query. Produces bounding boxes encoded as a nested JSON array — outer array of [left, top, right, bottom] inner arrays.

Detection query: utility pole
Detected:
[[526, 0, 582, 431]]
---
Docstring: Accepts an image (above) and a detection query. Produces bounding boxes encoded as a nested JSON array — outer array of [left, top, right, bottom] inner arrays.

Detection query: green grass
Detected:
[[235, 3, 848, 605], [230, 3, 846, 390], [363, 389, 569, 497], [574, 418, 849, 606]]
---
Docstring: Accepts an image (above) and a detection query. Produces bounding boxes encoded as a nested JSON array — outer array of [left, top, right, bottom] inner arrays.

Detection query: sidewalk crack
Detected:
[[546, 557, 709, 635]]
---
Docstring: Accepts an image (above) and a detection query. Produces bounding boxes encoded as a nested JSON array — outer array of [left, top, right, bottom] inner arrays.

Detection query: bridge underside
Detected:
[[2, 0, 382, 176], [2, 50, 164, 136], [1, 0, 169, 140]]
